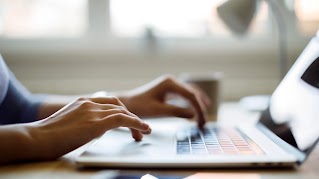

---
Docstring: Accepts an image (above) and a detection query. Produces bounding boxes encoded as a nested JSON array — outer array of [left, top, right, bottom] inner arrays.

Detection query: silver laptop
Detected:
[[76, 32, 319, 168]]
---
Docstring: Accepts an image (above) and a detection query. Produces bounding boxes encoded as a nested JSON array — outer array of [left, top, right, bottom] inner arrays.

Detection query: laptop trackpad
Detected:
[[82, 127, 176, 157]]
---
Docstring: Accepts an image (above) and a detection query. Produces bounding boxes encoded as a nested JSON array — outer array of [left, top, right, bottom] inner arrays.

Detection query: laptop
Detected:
[[76, 32, 319, 168]]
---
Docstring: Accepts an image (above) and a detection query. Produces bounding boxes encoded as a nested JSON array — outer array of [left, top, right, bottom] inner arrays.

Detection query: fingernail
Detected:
[[142, 123, 149, 130]]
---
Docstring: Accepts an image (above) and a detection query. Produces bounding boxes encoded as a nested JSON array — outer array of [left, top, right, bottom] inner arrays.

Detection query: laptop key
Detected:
[[176, 127, 264, 155]]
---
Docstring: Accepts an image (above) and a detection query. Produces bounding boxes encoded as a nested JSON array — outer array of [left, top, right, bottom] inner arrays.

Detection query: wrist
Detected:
[[20, 122, 57, 161], [0, 124, 46, 164], [28, 121, 66, 161], [19, 125, 42, 161], [18, 124, 48, 161]]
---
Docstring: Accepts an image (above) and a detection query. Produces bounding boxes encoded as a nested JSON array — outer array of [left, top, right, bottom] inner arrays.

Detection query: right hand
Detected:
[[27, 97, 151, 161], [117, 75, 208, 128]]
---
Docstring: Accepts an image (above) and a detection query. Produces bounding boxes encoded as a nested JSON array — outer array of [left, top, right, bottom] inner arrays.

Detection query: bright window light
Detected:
[[295, 0, 319, 21], [295, 0, 319, 36], [0, 0, 87, 38], [110, 0, 269, 38]]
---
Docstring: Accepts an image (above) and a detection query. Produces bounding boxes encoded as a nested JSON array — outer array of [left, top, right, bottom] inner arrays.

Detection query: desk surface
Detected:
[[0, 102, 318, 179]]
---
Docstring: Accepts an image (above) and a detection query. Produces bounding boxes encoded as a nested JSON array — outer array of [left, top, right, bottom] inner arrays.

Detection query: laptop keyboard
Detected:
[[176, 127, 264, 155]]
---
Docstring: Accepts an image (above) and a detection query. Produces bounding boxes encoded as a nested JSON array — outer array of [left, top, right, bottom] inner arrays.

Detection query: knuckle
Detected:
[[109, 96, 121, 104], [117, 108, 127, 114], [77, 97, 88, 102], [113, 113, 126, 126], [158, 75, 175, 87], [165, 75, 179, 87], [163, 74, 175, 82], [79, 100, 94, 109], [117, 106, 127, 111]]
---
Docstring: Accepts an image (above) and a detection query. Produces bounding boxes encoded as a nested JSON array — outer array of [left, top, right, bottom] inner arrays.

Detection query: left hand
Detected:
[[117, 75, 208, 128]]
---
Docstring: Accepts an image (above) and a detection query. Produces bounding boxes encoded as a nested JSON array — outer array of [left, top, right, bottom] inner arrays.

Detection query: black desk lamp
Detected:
[[217, 0, 287, 111]]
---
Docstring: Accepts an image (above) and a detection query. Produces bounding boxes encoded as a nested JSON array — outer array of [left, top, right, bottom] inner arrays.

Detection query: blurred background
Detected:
[[0, 0, 318, 101]]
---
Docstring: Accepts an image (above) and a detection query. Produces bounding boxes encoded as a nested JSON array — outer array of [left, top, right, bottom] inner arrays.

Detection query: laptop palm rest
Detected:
[[81, 125, 179, 158]]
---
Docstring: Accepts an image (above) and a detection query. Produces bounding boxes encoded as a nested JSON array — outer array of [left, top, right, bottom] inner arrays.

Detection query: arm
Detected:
[[0, 124, 36, 164], [37, 76, 210, 128], [0, 97, 151, 164], [1, 68, 90, 123]]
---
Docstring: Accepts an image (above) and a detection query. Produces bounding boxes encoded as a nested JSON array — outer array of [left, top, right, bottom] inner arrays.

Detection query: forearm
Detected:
[[0, 124, 37, 164], [0, 121, 76, 164]]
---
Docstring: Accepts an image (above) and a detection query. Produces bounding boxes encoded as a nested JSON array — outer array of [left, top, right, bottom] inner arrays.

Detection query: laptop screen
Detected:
[[260, 34, 319, 157]]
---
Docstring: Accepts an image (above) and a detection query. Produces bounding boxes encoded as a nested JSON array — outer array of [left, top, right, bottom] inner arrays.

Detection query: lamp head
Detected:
[[217, 0, 257, 36]]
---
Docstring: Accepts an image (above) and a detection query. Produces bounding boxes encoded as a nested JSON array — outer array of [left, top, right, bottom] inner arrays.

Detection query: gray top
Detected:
[[0, 55, 46, 124], [0, 55, 9, 104]]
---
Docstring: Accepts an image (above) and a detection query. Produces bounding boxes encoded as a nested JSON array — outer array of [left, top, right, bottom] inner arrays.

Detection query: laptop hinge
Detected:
[[256, 123, 306, 164]]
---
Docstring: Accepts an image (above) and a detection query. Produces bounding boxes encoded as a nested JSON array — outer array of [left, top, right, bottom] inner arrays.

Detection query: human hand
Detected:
[[118, 75, 208, 128], [27, 97, 151, 160], [186, 83, 211, 109]]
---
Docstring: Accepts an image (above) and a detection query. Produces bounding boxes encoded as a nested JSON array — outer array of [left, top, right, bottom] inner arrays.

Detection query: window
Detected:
[[0, 0, 317, 40], [295, 0, 319, 36], [110, 0, 269, 38], [0, 0, 87, 38]]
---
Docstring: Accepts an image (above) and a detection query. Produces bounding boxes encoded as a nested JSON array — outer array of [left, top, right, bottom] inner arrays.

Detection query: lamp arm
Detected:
[[264, 0, 288, 80]]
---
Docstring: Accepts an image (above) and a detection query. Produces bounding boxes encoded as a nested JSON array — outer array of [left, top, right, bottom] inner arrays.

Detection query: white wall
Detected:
[[1, 36, 309, 101]]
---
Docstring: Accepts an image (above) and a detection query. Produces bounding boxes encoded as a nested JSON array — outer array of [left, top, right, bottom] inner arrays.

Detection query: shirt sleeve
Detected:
[[0, 55, 9, 105], [0, 71, 47, 124]]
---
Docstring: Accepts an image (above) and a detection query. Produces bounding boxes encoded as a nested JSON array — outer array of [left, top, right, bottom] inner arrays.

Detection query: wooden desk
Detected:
[[0, 102, 318, 179]]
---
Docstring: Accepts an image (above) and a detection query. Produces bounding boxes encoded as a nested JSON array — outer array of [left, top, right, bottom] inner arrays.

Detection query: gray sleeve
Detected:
[[0, 71, 47, 124]]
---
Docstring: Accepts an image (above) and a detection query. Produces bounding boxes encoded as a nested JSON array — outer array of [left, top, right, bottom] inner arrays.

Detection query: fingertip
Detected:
[[135, 136, 143, 141], [132, 131, 143, 141], [197, 115, 207, 129], [197, 121, 205, 130], [142, 127, 152, 134], [142, 123, 150, 131], [166, 105, 196, 119]]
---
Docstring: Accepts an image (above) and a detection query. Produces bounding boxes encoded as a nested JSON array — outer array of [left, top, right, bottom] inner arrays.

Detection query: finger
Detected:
[[162, 104, 195, 119], [130, 128, 144, 141], [93, 108, 132, 118], [190, 84, 212, 108], [142, 127, 152, 134], [86, 104, 121, 111], [90, 96, 126, 107], [166, 80, 207, 128], [103, 113, 151, 132], [90, 102, 140, 119], [200, 92, 211, 108]]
